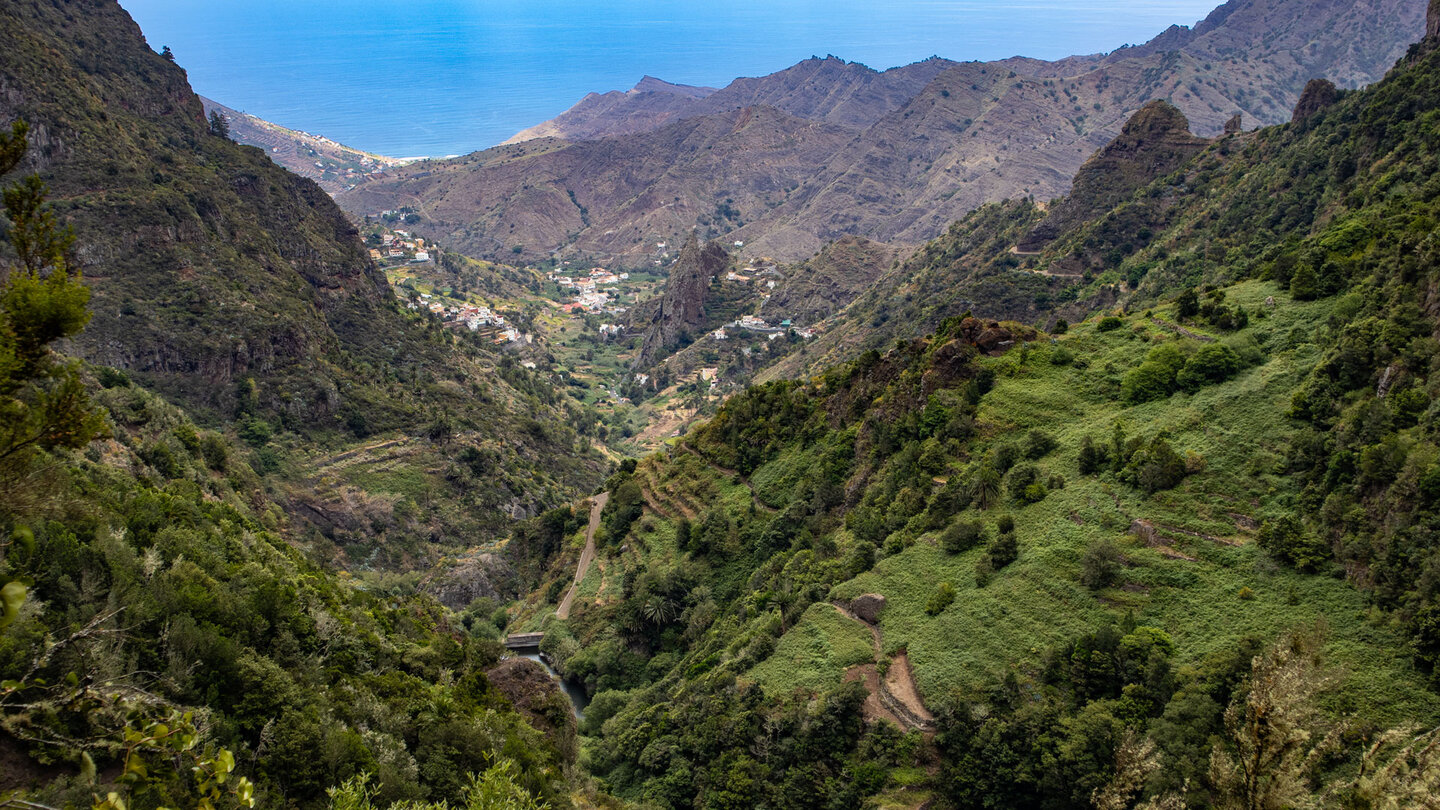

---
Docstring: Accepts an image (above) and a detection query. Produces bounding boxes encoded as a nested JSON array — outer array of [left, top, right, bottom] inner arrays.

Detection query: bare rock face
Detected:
[[1129, 519, 1159, 546], [632, 234, 730, 367], [426, 553, 520, 609], [1430, 0, 1440, 40], [1292, 79, 1340, 122], [1018, 100, 1209, 251], [850, 594, 887, 623]]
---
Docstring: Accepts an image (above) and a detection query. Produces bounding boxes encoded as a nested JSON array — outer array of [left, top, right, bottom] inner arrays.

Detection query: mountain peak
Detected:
[[630, 75, 717, 98], [1019, 99, 1208, 251]]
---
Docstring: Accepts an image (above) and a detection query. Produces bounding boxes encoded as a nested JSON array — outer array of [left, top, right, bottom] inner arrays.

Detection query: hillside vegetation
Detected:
[[504, 23, 1440, 810], [0, 0, 606, 571]]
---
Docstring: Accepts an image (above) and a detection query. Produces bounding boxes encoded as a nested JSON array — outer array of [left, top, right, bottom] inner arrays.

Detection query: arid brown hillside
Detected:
[[340, 105, 855, 263], [504, 76, 719, 143], [202, 97, 409, 194], [339, 0, 1424, 265], [505, 56, 952, 144]]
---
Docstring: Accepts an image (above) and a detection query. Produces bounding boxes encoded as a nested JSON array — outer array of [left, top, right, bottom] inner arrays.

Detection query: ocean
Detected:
[[117, 0, 1220, 159]]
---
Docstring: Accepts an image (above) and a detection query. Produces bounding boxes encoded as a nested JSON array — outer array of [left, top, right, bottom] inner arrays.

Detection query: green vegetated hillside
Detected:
[[0, 0, 605, 568], [507, 25, 1440, 810], [0, 129, 574, 809]]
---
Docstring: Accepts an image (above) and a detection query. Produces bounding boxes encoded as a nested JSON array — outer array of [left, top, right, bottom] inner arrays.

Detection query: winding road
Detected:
[[556, 492, 607, 620]]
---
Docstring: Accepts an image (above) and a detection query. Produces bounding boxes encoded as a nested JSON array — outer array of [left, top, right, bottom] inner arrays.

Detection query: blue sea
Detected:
[[118, 0, 1220, 158]]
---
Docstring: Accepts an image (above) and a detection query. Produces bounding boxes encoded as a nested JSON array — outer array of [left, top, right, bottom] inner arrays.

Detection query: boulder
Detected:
[[850, 593, 887, 623]]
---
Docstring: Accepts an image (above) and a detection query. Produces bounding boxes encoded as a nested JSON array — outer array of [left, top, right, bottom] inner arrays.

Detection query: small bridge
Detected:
[[504, 632, 544, 650]]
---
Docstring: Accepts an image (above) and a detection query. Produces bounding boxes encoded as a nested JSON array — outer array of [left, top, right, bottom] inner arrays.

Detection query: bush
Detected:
[[1078, 436, 1109, 474], [940, 519, 986, 554], [1080, 542, 1124, 589], [1121, 344, 1186, 404], [1024, 429, 1058, 459], [995, 514, 1015, 535], [1257, 515, 1330, 572], [926, 582, 957, 615], [974, 557, 994, 587], [1052, 319, 1069, 335], [199, 434, 228, 471], [237, 415, 273, 448], [1006, 463, 1042, 502], [988, 533, 1018, 569], [1098, 316, 1123, 332], [1124, 437, 1187, 493], [1176, 343, 1243, 391], [1051, 347, 1075, 366]]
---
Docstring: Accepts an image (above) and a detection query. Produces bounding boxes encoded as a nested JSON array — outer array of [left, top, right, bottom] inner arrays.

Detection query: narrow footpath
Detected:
[[556, 492, 608, 620]]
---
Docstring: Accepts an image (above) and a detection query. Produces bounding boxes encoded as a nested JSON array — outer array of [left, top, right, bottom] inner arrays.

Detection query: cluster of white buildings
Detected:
[[710, 315, 818, 342], [369, 230, 430, 264], [406, 295, 529, 344], [549, 267, 632, 314]]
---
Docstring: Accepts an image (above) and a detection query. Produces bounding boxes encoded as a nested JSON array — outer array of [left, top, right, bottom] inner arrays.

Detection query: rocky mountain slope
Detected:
[[0, 1, 603, 564], [505, 56, 951, 145], [201, 96, 410, 194], [503, 76, 719, 143], [338, 0, 1424, 265]]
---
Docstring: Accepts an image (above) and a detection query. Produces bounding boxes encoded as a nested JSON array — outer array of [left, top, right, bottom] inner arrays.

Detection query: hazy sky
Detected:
[[118, 0, 1223, 156]]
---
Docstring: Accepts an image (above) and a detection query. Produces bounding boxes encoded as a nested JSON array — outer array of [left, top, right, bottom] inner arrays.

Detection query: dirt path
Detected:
[[832, 603, 935, 732], [556, 492, 608, 620], [311, 437, 408, 470]]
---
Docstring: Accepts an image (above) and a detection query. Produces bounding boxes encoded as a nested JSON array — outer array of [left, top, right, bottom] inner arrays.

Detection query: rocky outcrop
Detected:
[[0, 0, 393, 419], [632, 234, 729, 368], [1292, 79, 1340, 122], [1019, 101, 1209, 251], [427, 553, 520, 609], [850, 594, 888, 623], [1430, 0, 1440, 40]]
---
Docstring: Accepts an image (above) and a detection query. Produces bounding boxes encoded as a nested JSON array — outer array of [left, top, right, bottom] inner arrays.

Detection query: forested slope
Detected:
[[504, 20, 1440, 810]]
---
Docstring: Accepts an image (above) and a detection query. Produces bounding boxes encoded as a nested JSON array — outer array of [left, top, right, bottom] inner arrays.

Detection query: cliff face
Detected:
[[1020, 101, 1209, 250], [0, 0, 394, 419], [633, 234, 730, 368]]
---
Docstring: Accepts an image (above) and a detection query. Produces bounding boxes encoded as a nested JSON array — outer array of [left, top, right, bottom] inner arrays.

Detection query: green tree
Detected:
[[208, 109, 230, 139], [0, 120, 105, 520]]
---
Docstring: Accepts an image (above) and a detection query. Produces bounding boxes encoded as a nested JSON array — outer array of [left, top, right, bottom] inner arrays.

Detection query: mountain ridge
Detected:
[[340, 0, 1425, 265]]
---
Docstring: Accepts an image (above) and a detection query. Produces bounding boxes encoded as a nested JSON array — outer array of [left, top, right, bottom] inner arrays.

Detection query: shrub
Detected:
[[199, 434, 228, 471], [926, 582, 957, 615], [1051, 347, 1075, 365], [1121, 344, 1187, 404], [1257, 515, 1330, 572], [1098, 316, 1123, 332], [995, 514, 1015, 535], [988, 533, 1018, 569], [974, 556, 994, 587], [1053, 319, 1069, 334], [1080, 541, 1124, 589], [1024, 429, 1058, 459], [1176, 343, 1243, 390], [1078, 436, 1109, 474], [940, 519, 986, 554], [1123, 437, 1187, 493], [1176, 288, 1199, 318], [1006, 463, 1042, 502]]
